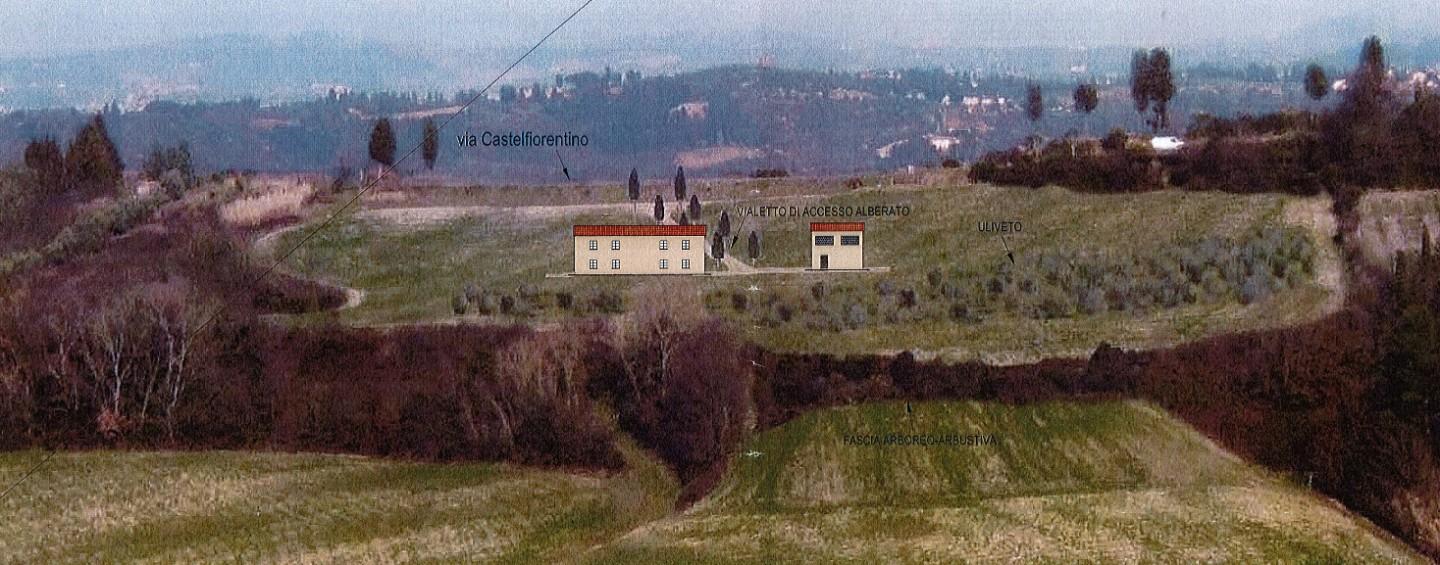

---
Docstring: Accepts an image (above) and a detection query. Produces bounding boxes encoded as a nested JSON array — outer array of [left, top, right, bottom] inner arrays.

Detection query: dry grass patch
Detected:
[[1355, 189, 1440, 268], [220, 178, 316, 227]]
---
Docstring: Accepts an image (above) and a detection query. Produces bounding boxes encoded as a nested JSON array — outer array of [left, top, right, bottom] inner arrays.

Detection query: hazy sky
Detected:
[[1, 0, 1434, 56]]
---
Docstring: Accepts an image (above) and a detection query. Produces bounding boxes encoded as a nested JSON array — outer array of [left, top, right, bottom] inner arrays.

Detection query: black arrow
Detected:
[[999, 233, 1016, 265], [555, 149, 572, 181]]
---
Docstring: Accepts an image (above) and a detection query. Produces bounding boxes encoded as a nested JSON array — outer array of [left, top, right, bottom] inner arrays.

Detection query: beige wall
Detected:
[[810, 230, 864, 270], [574, 235, 705, 275]]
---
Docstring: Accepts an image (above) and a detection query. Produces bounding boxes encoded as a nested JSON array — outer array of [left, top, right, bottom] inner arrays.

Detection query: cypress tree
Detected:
[[369, 118, 396, 167], [422, 118, 439, 170], [628, 167, 640, 217], [24, 137, 65, 193], [65, 114, 123, 195]]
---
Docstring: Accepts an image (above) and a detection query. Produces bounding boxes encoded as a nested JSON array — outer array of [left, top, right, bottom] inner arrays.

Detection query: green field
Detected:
[[0, 441, 677, 564], [275, 182, 1339, 361], [2, 402, 1416, 563], [591, 401, 1422, 564]]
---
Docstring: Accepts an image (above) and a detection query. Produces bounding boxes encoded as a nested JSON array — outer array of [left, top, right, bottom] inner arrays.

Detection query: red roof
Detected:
[[574, 224, 707, 237], [810, 222, 865, 232]]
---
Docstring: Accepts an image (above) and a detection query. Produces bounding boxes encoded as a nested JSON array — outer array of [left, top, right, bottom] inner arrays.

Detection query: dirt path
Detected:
[[1283, 195, 1345, 315], [252, 223, 367, 312], [356, 201, 655, 226], [354, 188, 864, 228]]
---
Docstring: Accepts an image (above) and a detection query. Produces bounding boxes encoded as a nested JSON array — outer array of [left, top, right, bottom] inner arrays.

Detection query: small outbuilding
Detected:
[[810, 222, 864, 270]]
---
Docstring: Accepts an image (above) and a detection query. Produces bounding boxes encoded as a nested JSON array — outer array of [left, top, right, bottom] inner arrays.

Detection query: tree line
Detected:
[[23, 114, 124, 198]]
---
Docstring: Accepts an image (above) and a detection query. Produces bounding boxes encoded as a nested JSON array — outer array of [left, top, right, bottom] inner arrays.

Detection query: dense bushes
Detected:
[[0, 212, 623, 469], [266, 324, 621, 467], [588, 282, 752, 503], [0, 296, 623, 468], [968, 141, 1159, 193], [453, 283, 624, 318], [716, 227, 1315, 331], [1170, 133, 1327, 195]]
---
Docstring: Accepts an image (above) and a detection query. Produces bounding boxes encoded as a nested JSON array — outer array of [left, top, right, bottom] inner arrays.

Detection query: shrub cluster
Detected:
[[453, 283, 623, 317], [968, 141, 1159, 193]]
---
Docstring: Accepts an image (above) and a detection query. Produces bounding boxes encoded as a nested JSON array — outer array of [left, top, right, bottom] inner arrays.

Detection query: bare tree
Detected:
[[613, 280, 705, 396]]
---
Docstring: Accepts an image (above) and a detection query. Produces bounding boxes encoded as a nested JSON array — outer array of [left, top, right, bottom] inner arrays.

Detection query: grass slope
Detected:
[[592, 401, 1423, 564], [0, 440, 677, 564], [275, 183, 1337, 361]]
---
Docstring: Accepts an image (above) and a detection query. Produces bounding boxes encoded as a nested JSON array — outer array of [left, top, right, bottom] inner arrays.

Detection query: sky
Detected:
[[0, 0, 1434, 57]]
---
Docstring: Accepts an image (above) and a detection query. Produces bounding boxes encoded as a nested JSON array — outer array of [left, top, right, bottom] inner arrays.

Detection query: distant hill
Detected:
[[5, 31, 1439, 113], [0, 34, 442, 110], [0, 65, 1326, 183]]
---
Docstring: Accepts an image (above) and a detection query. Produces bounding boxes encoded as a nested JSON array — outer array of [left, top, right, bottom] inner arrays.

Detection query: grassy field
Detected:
[[0, 440, 677, 564], [274, 182, 1339, 361], [1, 402, 1418, 563], [591, 401, 1424, 564]]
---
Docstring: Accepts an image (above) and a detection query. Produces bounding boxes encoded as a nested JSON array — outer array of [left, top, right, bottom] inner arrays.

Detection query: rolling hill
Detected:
[[592, 401, 1424, 563]]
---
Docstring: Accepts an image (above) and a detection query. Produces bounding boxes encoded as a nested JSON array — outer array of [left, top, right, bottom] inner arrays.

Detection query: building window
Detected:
[[588, 239, 598, 251], [588, 259, 598, 270], [815, 235, 835, 246], [611, 240, 621, 251], [611, 259, 621, 270], [659, 239, 669, 251], [841, 235, 861, 246], [681, 258, 691, 270], [681, 239, 691, 250], [659, 259, 669, 270]]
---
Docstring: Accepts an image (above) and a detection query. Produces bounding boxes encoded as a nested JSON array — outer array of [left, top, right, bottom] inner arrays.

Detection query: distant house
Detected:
[[1150, 136, 1186, 152], [573, 225, 707, 275], [810, 223, 864, 270], [926, 135, 961, 154], [670, 101, 709, 120]]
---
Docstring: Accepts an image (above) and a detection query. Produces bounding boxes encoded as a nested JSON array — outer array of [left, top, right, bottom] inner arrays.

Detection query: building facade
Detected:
[[810, 222, 864, 270], [573, 224, 707, 275]]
